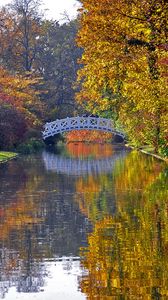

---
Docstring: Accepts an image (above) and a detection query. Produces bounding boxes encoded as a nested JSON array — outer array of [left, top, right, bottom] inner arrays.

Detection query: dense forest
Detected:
[[0, 0, 81, 150], [0, 0, 167, 156]]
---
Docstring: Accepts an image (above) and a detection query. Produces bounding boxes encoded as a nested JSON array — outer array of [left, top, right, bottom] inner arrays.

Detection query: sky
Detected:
[[0, 0, 80, 22]]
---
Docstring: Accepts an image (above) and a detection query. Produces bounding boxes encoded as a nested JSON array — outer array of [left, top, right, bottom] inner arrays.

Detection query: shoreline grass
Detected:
[[0, 151, 18, 163]]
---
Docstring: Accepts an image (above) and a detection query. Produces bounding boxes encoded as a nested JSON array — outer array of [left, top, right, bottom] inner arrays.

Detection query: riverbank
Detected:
[[0, 151, 18, 163], [125, 144, 168, 163]]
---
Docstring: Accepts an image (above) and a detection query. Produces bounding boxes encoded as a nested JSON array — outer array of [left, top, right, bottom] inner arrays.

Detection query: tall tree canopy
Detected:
[[76, 0, 168, 154]]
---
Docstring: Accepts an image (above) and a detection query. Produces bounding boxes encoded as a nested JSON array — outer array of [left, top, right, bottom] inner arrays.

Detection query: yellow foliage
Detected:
[[76, 0, 168, 152], [0, 67, 44, 126]]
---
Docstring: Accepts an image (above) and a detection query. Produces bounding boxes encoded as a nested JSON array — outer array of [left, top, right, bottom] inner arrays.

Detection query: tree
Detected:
[[1, 0, 44, 73], [0, 3, 82, 125], [0, 66, 44, 149], [0, 104, 27, 149], [76, 0, 168, 154], [36, 19, 82, 119]]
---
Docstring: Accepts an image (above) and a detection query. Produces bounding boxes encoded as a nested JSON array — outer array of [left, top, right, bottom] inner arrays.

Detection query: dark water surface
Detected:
[[0, 144, 167, 299]]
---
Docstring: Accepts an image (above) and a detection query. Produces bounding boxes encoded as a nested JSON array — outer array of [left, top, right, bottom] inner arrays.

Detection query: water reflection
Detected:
[[42, 149, 127, 175], [0, 143, 167, 299], [77, 148, 168, 299]]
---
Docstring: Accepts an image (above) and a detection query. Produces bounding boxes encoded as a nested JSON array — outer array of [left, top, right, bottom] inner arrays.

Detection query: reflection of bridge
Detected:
[[42, 151, 127, 175], [42, 117, 125, 140]]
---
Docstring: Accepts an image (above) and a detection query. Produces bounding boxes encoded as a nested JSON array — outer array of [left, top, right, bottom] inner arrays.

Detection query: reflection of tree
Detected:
[[75, 152, 163, 223], [0, 153, 91, 298], [0, 148, 167, 299], [75, 151, 164, 224], [0, 161, 27, 205], [0, 188, 46, 298], [75, 174, 116, 221], [0, 227, 46, 298], [114, 151, 163, 200], [0, 158, 47, 298], [66, 143, 114, 159], [17, 229, 45, 293], [80, 210, 168, 299], [77, 151, 168, 299], [0, 194, 42, 240]]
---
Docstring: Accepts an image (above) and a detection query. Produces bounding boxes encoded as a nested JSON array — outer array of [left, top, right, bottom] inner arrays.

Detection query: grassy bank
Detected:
[[0, 151, 18, 163]]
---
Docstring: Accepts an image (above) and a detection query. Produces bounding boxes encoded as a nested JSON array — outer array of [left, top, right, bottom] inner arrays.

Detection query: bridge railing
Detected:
[[42, 116, 125, 139]]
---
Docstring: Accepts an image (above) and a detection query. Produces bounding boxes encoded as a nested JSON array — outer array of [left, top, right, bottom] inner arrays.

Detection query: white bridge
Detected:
[[42, 116, 125, 140]]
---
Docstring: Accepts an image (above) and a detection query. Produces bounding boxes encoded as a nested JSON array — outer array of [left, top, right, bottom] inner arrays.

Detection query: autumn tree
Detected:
[[0, 2, 82, 127], [0, 105, 27, 149], [0, 1, 46, 149], [0, 67, 44, 149], [76, 0, 168, 154]]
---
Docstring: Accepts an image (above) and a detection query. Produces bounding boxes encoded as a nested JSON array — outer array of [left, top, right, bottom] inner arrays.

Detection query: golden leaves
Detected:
[[76, 0, 168, 153], [0, 67, 44, 127]]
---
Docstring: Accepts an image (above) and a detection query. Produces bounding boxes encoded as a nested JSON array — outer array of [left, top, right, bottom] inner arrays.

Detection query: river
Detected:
[[0, 143, 167, 299]]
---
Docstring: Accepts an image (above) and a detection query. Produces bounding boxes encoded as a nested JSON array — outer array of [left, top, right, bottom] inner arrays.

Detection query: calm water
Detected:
[[0, 144, 167, 299]]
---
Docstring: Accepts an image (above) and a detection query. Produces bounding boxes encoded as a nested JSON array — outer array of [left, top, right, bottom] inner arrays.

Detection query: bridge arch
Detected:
[[42, 116, 125, 140]]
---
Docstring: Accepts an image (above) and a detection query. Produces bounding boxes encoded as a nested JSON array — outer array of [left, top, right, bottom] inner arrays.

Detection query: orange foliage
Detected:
[[66, 130, 112, 143], [0, 67, 43, 126]]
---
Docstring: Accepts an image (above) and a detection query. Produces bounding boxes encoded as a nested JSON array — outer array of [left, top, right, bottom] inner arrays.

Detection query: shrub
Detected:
[[16, 138, 45, 154]]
